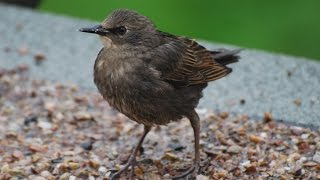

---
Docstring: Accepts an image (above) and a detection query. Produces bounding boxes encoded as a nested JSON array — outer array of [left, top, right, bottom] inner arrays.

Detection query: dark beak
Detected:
[[79, 25, 109, 36]]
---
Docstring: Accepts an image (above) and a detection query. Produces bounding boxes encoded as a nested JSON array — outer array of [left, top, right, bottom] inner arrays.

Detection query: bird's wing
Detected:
[[148, 37, 232, 87]]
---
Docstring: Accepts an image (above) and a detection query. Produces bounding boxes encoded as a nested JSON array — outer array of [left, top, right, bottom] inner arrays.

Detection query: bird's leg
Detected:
[[172, 110, 201, 179], [111, 125, 151, 180]]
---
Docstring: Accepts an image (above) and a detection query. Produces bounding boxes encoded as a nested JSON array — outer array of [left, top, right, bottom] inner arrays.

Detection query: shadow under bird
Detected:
[[79, 9, 240, 179]]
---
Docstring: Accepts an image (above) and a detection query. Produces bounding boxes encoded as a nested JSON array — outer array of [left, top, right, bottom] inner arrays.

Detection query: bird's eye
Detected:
[[115, 26, 127, 35]]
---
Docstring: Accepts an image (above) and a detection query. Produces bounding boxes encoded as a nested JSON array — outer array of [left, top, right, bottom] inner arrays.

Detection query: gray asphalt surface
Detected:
[[1, 4, 319, 129]]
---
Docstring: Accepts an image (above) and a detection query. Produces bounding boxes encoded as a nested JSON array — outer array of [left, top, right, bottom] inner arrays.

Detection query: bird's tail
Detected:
[[210, 49, 241, 66]]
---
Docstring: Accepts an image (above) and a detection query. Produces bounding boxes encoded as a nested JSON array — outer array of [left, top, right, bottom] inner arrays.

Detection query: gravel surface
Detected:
[[1, 66, 319, 180], [1, 3, 320, 129]]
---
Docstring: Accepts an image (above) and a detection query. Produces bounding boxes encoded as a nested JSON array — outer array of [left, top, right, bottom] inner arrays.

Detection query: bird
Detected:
[[79, 9, 240, 180]]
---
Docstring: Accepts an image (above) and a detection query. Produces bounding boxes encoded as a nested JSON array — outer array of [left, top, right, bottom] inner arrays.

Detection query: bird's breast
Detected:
[[93, 54, 142, 110]]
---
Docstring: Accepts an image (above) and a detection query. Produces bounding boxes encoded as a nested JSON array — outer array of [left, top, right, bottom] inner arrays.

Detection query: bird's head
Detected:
[[79, 9, 158, 50]]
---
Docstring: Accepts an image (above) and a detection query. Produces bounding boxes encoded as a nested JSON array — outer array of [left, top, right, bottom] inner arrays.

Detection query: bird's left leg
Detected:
[[172, 110, 201, 179], [111, 125, 151, 180]]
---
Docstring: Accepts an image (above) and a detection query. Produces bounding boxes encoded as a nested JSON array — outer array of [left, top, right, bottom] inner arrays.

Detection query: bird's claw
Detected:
[[110, 159, 137, 180], [171, 163, 200, 180], [171, 158, 210, 180]]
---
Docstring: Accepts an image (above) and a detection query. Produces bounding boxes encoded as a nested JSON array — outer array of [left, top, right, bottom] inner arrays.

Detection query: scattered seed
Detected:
[[263, 112, 273, 123], [18, 47, 28, 55], [34, 53, 46, 65], [293, 98, 302, 106], [249, 135, 263, 144], [239, 98, 246, 105], [219, 112, 229, 119]]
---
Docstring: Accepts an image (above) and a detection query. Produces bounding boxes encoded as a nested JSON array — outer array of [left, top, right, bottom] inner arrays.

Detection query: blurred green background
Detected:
[[39, 0, 320, 60]]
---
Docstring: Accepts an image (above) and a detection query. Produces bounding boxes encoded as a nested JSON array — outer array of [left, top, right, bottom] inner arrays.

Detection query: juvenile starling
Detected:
[[80, 9, 240, 179]]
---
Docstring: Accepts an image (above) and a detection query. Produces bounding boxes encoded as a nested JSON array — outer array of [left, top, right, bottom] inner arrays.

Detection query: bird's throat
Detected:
[[99, 36, 116, 49]]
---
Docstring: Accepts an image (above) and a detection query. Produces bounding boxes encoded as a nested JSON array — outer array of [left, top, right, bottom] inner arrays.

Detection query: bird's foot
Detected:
[[110, 158, 137, 180], [171, 163, 199, 180], [171, 159, 209, 180]]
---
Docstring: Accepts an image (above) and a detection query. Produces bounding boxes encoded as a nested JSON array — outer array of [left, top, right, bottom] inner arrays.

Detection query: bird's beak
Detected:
[[79, 25, 109, 36]]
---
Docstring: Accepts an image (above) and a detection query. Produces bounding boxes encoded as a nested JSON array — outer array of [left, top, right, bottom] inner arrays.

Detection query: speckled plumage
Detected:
[[80, 9, 240, 179]]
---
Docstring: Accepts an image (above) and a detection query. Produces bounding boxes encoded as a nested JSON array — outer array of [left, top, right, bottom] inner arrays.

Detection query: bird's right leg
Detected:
[[110, 125, 151, 180], [172, 110, 201, 179]]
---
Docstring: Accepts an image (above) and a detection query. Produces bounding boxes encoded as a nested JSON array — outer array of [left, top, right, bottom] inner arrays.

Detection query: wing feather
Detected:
[[146, 34, 235, 87]]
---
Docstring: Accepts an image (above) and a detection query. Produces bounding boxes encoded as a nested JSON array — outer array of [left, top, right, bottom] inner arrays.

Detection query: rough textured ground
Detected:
[[1, 66, 319, 180], [1, 3, 320, 128]]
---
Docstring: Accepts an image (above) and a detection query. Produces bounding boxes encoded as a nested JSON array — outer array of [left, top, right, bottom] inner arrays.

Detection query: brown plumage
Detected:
[[80, 9, 240, 179]]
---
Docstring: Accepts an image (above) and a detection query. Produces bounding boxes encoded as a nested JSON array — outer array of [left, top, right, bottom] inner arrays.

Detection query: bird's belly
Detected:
[[94, 77, 183, 126]]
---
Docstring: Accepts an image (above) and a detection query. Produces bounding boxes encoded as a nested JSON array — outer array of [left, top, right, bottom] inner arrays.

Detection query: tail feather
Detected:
[[211, 49, 241, 66]]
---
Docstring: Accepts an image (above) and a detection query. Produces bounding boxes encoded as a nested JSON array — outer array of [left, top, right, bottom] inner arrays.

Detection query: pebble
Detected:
[[168, 142, 185, 152], [88, 176, 95, 180], [12, 150, 24, 160], [38, 121, 52, 129], [162, 174, 171, 178], [297, 156, 307, 165], [59, 172, 70, 180], [24, 116, 38, 126], [104, 171, 111, 178], [249, 134, 263, 144], [34, 53, 46, 64], [5, 131, 17, 139], [263, 112, 273, 122], [291, 126, 304, 135], [40, 170, 52, 178], [301, 133, 309, 139], [29, 143, 47, 152], [312, 151, 320, 163], [9, 168, 24, 176], [74, 111, 93, 121], [227, 145, 242, 154], [195, 108, 207, 115], [89, 160, 100, 169], [68, 162, 80, 170], [98, 166, 107, 174], [51, 157, 63, 163], [245, 165, 257, 173], [69, 175, 76, 180], [219, 112, 229, 119], [284, 166, 291, 171], [32, 154, 42, 163], [29, 175, 38, 179], [18, 47, 28, 55], [241, 160, 251, 167], [269, 160, 277, 167], [196, 174, 209, 180], [52, 164, 60, 175], [44, 102, 56, 114], [239, 98, 246, 105], [1, 163, 10, 173], [276, 168, 285, 174], [164, 152, 179, 161], [33, 176, 47, 180], [259, 132, 268, 138], [287, 153, 301, 164], [80, 141, 93, 150]]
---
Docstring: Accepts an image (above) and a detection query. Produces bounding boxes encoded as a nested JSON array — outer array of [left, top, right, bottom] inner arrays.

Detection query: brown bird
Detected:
[[79, 9, 240, 179]]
